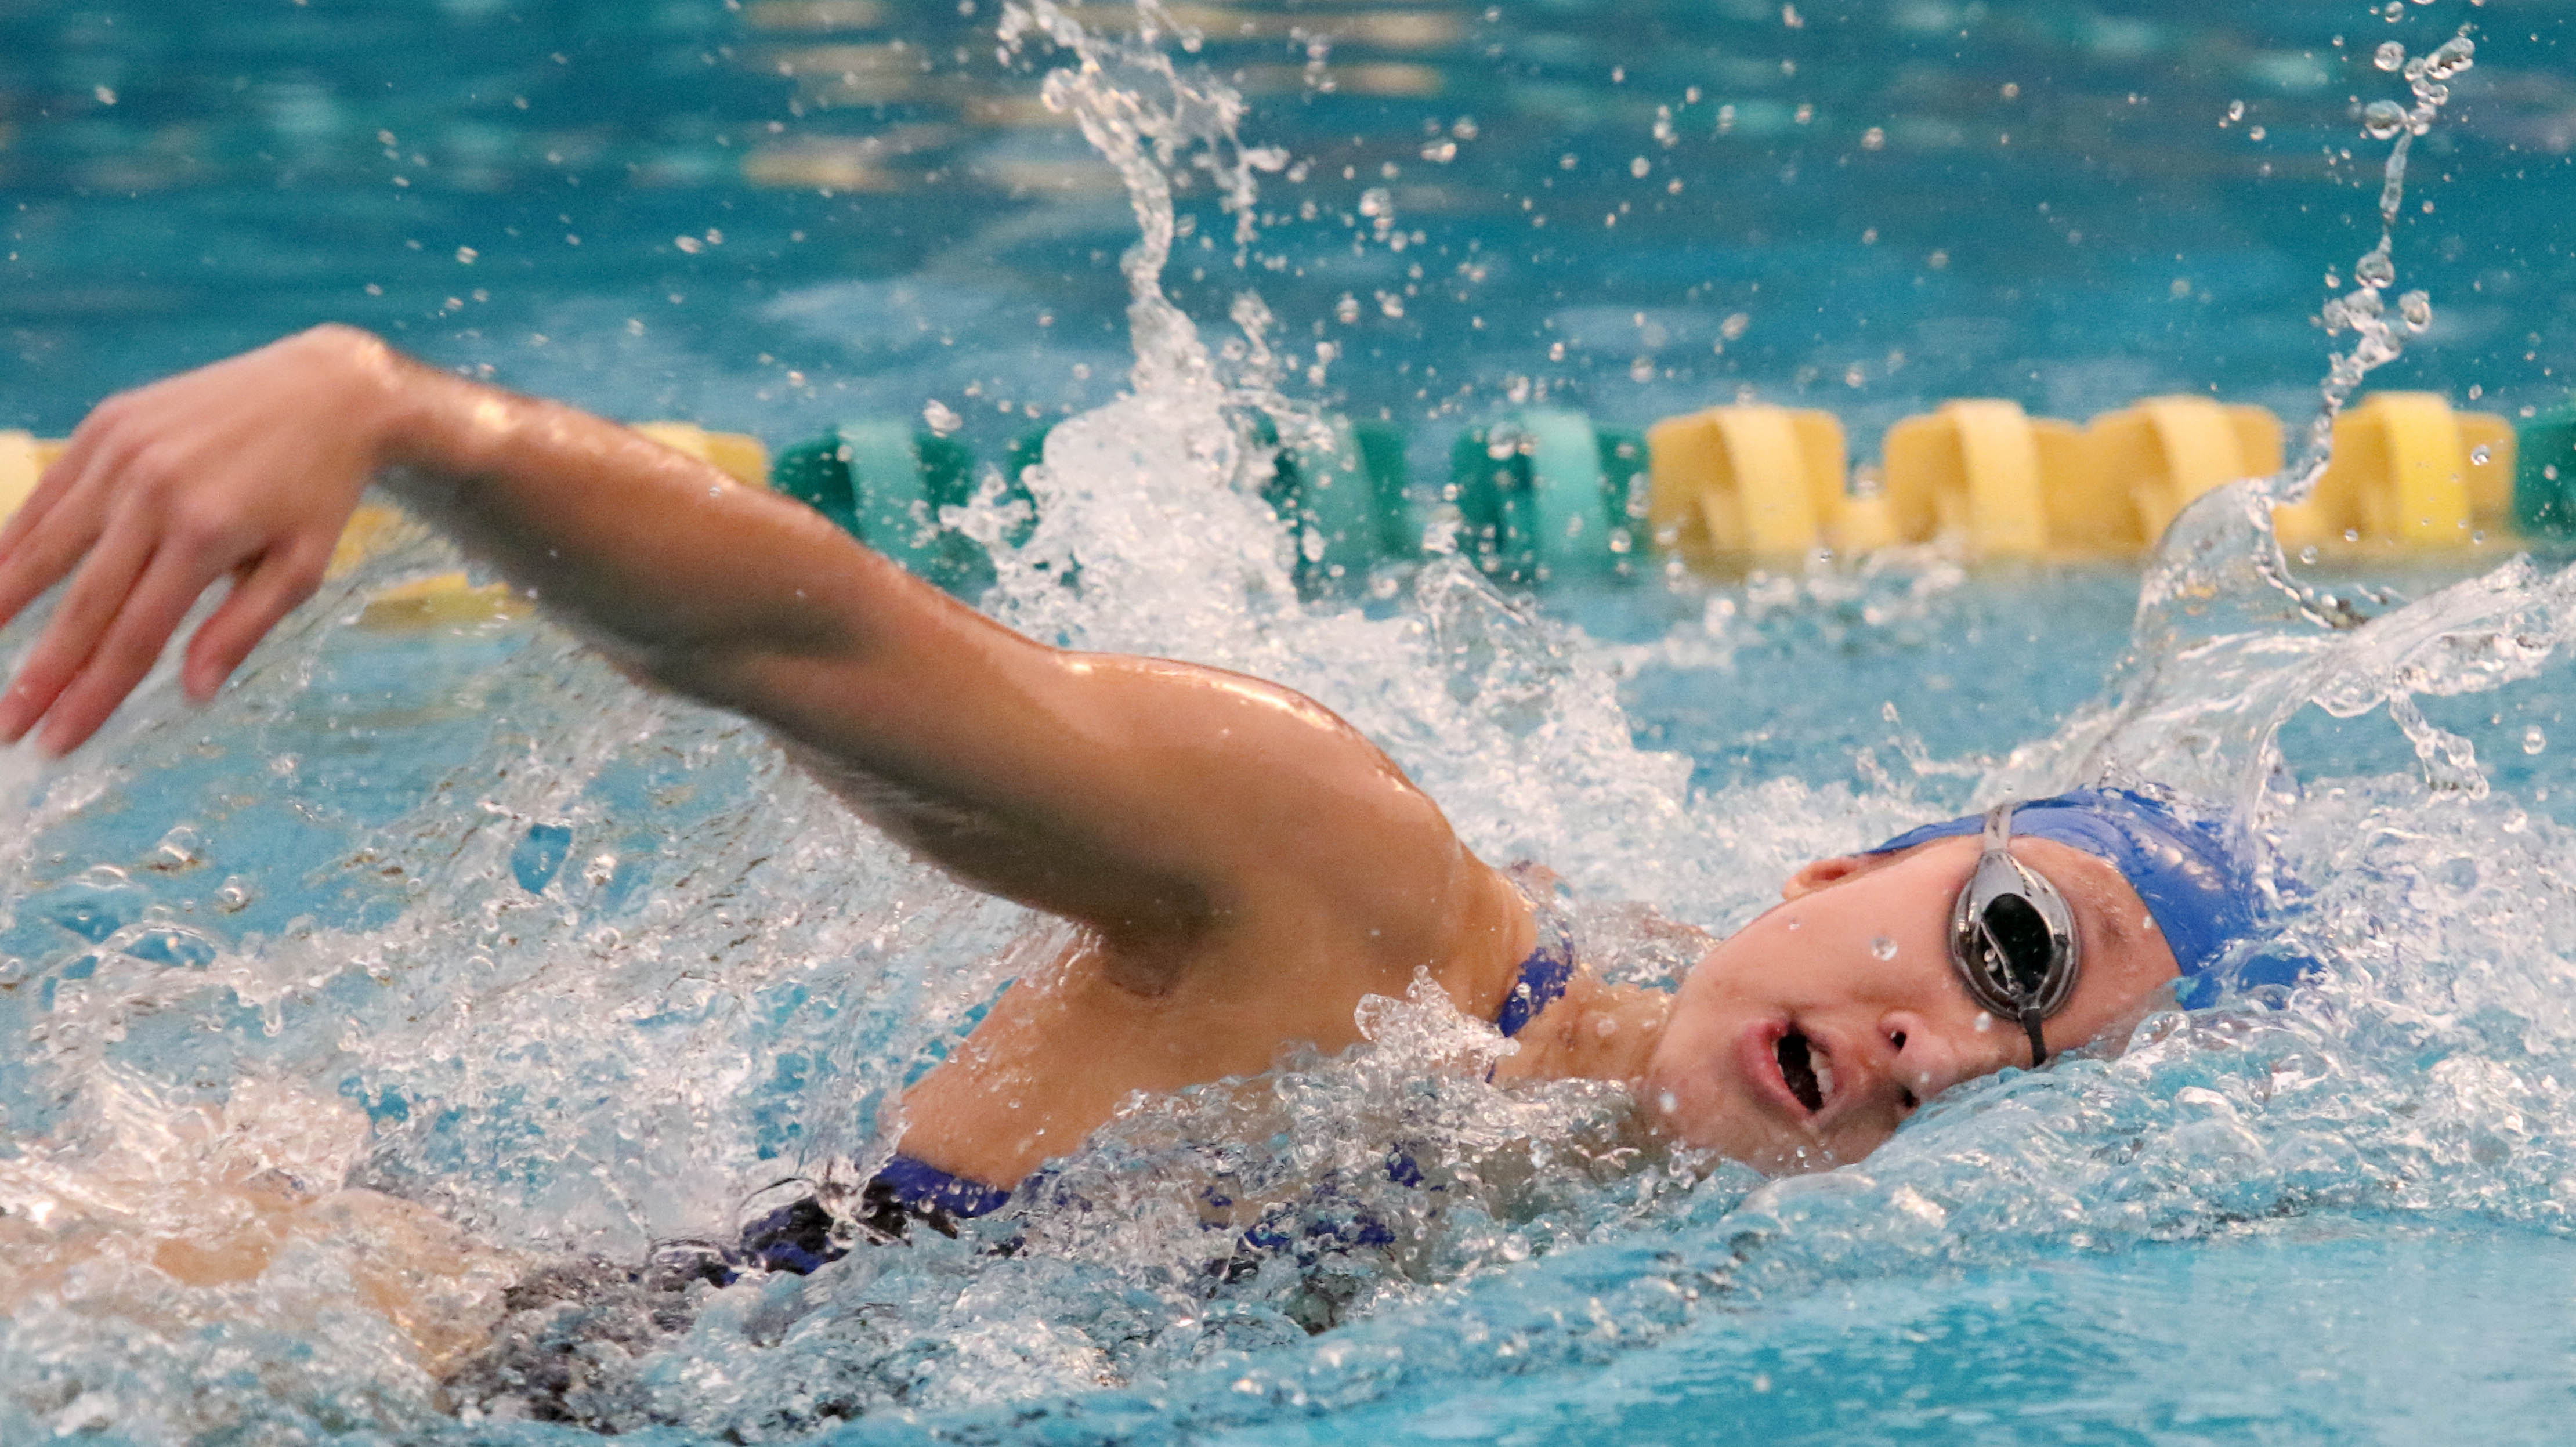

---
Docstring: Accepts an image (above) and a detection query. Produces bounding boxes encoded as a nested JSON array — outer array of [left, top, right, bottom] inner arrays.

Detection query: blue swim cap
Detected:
[[1864, 787, 2291, 1009]]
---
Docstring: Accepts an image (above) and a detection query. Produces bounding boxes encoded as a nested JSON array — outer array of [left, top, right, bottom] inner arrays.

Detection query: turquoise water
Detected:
[[12, 1, 2576, 1443]]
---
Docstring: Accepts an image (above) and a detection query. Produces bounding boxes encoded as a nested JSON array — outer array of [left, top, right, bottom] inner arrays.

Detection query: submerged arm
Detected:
[[0, 327, 1496, 963]]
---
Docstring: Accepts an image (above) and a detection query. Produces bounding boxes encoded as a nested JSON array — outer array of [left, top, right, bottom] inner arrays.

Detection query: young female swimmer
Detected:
[[0, 327, 2262, 1269]]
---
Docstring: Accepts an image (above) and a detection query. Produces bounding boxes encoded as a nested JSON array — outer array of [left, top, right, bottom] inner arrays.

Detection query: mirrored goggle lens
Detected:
[[1974, 892, 2062, 1001]]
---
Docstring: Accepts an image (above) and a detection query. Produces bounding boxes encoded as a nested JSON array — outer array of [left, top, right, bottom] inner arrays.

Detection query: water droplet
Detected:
[[1973, 1012, 1994, 1033], [1871, 935, 1898, 961], [2362, 99, 2408, 141], [2526, 726, 2548, 755], [2375, 41, 2406, 71], [1658, 1090, 1680, 1115], [151, 826, 204, 872]]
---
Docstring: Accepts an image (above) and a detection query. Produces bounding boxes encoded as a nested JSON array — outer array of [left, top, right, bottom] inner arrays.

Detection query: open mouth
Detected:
[[1775, 1029, 1836, 1115]]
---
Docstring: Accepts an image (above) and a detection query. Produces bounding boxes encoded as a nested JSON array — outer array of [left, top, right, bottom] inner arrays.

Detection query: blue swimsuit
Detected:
[[734, 899, 1578, 1276]]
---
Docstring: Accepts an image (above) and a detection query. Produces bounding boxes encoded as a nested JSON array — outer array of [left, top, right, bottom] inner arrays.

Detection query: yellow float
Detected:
[[1645, 404, 1888, 562], [1878, 399, 2082, 558], [2273, 392, 2514, 552], [2078, 395, 2283, 550]]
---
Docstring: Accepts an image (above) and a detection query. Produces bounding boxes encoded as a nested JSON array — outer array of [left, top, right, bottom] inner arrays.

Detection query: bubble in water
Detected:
[[1334, 293, 1361, 324], [2355, 248, 2397, 288], [1871, 935, 1898, 961], [2398, 290, 2433, 332], [2472, 444, 2492, 465], [1629, 155, 1651, 178], [2227, 99, 2245, 121], [2425, 35, 2475, 81], [2526, 726, 2548, 755], [1630, 356, 1657, 383], [150, 825, 204, 872], [2380, 0, 2403, 20], [2375, 41, 2406, 71], [922, 399, 963, 435], [2362, 99, 2409, 140], [213, 876, 255, 914]]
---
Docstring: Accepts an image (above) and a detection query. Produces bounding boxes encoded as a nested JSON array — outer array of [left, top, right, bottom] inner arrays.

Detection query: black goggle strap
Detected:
[[1966, 906, 2055, 1066]]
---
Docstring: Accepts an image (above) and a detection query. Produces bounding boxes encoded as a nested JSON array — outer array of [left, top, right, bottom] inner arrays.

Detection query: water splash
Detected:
[[6, 5, 2576, 1444], [2291, 28, 2476, 492]]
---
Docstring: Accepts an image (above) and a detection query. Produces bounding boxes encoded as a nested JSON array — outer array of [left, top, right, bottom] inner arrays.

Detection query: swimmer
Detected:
[[0, 327, 2266, 1267]]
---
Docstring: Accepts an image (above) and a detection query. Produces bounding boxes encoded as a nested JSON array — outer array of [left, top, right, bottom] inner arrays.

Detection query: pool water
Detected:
[[12, 1, 2576, 1444]]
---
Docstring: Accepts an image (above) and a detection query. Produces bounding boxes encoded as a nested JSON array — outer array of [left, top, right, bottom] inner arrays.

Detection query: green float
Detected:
[[1450, 408, 1647, 584], [772, 424, 991, 593], [2516, 402, 2576, 540]]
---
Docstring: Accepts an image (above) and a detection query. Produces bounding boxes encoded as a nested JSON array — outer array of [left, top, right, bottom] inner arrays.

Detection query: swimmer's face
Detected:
[[1642, 836, 2181, 1174]]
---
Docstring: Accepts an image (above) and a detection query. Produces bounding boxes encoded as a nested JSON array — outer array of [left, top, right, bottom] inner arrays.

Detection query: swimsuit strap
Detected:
[[871, 1151, 1016, 1220], [1493, 881, 1578, 1039]]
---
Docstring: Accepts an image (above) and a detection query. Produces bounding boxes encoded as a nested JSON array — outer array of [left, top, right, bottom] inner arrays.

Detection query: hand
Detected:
[[0, 325, 410, 754]]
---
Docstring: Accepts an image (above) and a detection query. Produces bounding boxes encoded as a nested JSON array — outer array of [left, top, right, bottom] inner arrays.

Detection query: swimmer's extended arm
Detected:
[[0, 328, 1504, 975]]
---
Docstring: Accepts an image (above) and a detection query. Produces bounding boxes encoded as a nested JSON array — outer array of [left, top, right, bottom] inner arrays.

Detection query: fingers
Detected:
[[24, 540, 230, 757], [0, 440, 120, 635], [182, 541, 330, 701], [0, 511, 151, 745]]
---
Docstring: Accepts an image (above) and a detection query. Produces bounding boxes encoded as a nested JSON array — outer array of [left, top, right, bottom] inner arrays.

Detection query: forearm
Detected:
[[375, 358, 925, 675]]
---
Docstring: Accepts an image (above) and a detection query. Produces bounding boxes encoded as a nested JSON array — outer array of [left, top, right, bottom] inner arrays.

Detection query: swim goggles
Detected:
[[1949, 802, 2082, 1065]]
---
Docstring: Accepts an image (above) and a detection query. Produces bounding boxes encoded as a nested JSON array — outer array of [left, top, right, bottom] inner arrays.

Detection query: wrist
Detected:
[[310, 329, 504, 495]]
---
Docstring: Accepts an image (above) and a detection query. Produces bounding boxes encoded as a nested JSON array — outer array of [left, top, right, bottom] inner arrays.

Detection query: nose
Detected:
[[1876, 1009, 1997, 1109]]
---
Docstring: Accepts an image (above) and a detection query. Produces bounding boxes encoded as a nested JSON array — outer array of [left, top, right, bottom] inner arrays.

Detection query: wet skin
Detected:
[[1, 327, 2183, 1204], [1633, 835, 2181, 1173]]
